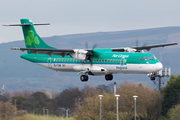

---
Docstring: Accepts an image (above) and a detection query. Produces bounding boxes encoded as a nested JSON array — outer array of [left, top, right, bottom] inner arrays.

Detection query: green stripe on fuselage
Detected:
[[20, 51, 159, 64]]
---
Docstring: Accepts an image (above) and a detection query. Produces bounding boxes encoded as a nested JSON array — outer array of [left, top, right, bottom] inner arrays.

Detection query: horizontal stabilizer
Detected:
[[2, 23, 50, 26]]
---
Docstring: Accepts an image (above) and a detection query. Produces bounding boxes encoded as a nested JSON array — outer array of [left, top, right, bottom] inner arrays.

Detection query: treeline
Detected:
[[0, 75, 180, 120]]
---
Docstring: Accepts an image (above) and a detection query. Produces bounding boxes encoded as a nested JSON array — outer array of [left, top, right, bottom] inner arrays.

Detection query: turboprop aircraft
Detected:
[[4, 19, 178, 82]]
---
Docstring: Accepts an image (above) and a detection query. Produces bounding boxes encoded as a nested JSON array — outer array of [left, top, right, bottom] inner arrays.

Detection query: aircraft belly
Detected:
[[35, 63, 76, 72], [35, 63, 156, 75]]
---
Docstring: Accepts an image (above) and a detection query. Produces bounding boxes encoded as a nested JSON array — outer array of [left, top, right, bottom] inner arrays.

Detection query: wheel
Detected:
[[105, 75, 109, 80], [80, 75, 88, 82], [109, 74, 113, 80], [150, 77, 155, 80], [105, 74, 113, 81], [84, 75, 88, 81]]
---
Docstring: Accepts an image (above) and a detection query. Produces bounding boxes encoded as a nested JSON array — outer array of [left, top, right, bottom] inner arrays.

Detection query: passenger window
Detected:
[[64, 58, 66, 61], [140, 57, 143, 60], [59, 58, 61, 61], [67, 58, 69, 62], [121, 60, 123, 63], [110, 59, 112, 63], [54, 58, 56, 61], [76, 59, 78, 62], [113, 59, 115, 63], [73, 59, 75, 62], [62, 58, 64, 62], [143, 57, 147, 60], [119, 60, 121, 63], [124, 60, 126, 63], [102, 59, 103, 62], [57, 58, 58, 61], [116, 59, 118, 63], [96, 59, 98, 62], [93, 59, 95, 62], [70, 58, 72, 62], [99, 59, 101, 62], [108, 59, 109, 62]]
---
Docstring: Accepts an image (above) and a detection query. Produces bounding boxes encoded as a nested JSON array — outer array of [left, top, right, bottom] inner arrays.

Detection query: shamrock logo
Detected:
[[26, 30, 40, 48]]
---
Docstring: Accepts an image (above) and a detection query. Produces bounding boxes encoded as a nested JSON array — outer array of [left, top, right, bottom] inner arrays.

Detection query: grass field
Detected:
[[13, 114, 74, 120]]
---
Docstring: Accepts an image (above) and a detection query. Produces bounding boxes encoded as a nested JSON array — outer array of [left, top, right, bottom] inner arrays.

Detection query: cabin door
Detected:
[[47, 58, 52, 68]]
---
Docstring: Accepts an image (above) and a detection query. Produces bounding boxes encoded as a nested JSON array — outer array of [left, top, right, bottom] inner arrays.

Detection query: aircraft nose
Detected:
[[155, 62, 163, 71]]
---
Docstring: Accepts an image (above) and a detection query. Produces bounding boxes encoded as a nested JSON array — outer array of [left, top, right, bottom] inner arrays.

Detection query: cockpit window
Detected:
[[140, 56, 157, 60], [150, 56, 154, 60]]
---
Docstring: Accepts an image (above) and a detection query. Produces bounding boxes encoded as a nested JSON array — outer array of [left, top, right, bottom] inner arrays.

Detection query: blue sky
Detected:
[[0, 0, 180, 43]]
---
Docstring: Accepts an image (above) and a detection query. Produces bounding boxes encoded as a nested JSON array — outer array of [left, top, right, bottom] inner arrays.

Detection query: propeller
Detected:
[[83, 40, 98, 66], [143, 42, 148, 46]]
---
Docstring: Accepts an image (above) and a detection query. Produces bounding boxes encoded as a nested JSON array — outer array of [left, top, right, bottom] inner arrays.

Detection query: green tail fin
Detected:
[[21, 19, 55, 53]]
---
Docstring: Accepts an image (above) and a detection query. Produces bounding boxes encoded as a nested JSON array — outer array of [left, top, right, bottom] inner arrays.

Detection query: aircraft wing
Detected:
[[12, 47, 74, 57], [11, 47, 93, 57], [132, 42, 178, 51], [112, 42, 178, 52], [12, 42, 178, 55]]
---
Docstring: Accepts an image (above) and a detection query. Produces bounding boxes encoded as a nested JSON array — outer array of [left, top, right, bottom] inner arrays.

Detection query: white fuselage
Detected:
[[36, 62, 163, 76]]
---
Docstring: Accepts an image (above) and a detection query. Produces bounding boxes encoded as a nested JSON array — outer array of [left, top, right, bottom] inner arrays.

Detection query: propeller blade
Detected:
[[85, 40, 88, 49], [143, 43, 147, 46], [92, 43, 98, 49], [136, 38, 139, 47], [90, 58, 92, 66], [83, 41, 97, 66]]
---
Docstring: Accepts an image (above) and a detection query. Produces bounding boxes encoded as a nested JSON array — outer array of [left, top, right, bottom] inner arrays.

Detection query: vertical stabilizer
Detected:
[[20, 19, 55, 53]]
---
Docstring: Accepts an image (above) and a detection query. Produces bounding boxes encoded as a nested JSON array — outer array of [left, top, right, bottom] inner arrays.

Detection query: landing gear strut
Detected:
[[80, 75, 88, 82], [105, 74, 113, 81]]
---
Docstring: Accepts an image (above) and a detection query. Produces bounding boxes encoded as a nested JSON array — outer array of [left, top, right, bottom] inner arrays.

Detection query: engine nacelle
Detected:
[[70, 49, 88, 60], [124, 47, 137, 52]]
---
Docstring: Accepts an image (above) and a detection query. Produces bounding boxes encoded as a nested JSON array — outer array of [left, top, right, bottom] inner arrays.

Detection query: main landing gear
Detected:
[[105, 74, 113, 81], [80, 75, 89, 82], [150, 77, 155, 80], [80, 74, 113, 82]]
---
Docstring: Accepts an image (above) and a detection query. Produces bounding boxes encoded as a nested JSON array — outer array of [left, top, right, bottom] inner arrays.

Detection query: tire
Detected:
[[105, 74, 113, 81], [85, 75, 88, 81], [109, 74, 113, 80], [105, 75, 109, 80], [150, 77, 155, 80], [80, 75, 88, 82]]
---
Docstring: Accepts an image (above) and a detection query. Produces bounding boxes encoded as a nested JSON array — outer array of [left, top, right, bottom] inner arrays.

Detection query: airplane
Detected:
[[4, 19, 178, 82]]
